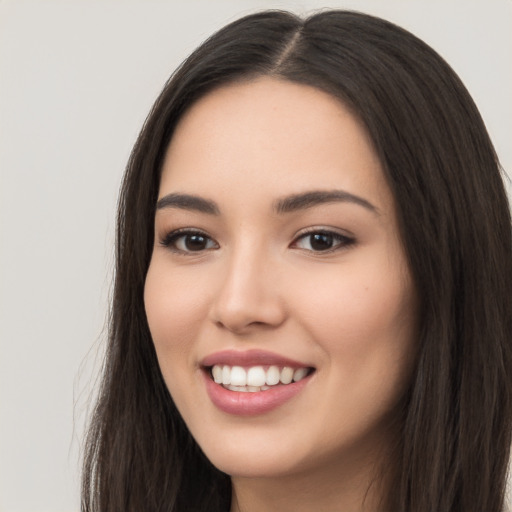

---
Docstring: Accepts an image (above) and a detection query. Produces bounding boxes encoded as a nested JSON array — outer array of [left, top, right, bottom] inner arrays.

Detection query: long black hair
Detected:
[[82, 10, 512, 512]]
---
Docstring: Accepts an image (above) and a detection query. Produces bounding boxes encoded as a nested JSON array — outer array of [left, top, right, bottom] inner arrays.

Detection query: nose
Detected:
[[210, 246, 287, 335]]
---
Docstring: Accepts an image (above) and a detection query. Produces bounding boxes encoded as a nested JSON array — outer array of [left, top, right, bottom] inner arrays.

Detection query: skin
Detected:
[[144, 78, 418, 512]]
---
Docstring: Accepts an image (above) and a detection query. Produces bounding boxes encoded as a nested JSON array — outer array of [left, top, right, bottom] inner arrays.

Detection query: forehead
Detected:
[[160, 78, 392, 212]]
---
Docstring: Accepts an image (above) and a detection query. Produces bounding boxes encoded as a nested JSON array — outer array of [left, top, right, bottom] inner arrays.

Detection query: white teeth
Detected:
[[226, 385, 246, 392], [212, 365, 223, 384], [227, 384, 264, 392], [280, 367, 294, 384], [247, 366, 266, 387], [222, 365, 231, 385], [266, 365, 280, 385], [293, 367, 308, 382], [210, 364, 311, 390], [230, 366, 246, 386]]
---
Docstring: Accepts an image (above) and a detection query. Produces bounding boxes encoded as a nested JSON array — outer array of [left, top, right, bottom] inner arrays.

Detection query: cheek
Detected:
[[289, 255, 417, 390], [293, 268, 416, 437], [144, 260, 209, 364], [295, 264, 412, 339]]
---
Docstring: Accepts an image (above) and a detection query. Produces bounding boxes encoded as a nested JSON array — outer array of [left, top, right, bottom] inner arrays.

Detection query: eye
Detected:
[[292, 230, 354, 253], [160, 229, 218, 253]]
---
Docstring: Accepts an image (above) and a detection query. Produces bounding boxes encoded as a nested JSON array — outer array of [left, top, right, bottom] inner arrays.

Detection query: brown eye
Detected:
[[161, 230, 218, 253], [309, 233, 335, 251], [293, 230, 354, 252], [181, 234, 210, 251]]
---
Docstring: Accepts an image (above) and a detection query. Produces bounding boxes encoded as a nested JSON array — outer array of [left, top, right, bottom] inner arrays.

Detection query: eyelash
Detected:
[[160, 229, 218, 253], [291, 228, 355, 254], [159, 228, 355, 255]]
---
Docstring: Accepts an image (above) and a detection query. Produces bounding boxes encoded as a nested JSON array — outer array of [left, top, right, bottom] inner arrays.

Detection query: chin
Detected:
[[207, 448, 306, 479]]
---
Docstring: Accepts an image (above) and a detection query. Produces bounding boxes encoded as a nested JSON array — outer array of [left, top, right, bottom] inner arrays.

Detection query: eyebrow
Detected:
[[155, 189, 379, 216], [274, 190, 379, 215], [156, 193, 220, 214]]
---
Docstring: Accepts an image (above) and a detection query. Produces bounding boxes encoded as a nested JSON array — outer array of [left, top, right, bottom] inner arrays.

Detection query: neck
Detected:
[[230, 447, 393, 512]]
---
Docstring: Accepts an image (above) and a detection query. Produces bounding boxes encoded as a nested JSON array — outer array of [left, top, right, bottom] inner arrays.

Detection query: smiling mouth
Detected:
[[207, 364, 315, 392]]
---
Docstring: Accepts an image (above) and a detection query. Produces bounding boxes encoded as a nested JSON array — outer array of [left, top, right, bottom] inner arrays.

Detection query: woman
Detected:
[[82, 10, 512, 512]]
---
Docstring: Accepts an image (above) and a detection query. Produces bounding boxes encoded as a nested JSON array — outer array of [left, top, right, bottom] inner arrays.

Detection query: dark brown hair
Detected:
[[82, 10, 512, 512]]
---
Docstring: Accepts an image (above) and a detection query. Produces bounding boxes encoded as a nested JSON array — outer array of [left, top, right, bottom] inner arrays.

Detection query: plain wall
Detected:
[[0, 0, 510, 510]]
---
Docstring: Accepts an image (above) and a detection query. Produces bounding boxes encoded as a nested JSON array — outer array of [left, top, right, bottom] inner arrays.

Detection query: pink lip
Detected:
[[202, 372, 312, 416], [201, 349, 310, 368], [200, 350, 314, 416]]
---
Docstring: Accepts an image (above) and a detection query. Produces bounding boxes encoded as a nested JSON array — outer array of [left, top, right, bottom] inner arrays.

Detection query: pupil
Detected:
[[310, 233, 333, 251], [185, 234, 206, 251]]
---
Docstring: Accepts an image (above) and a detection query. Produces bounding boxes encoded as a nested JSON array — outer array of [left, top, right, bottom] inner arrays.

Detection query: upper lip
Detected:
[[201, 349, 312, 368]]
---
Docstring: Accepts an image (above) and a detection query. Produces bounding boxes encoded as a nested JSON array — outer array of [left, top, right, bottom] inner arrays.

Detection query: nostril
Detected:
[[209, 276, 287, 333]]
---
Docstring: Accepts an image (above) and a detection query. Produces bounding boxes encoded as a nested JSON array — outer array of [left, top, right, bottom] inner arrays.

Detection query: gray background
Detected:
[[0, 0, 510, 510]]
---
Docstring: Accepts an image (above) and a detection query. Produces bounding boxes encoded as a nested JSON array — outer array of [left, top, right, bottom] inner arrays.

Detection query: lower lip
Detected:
[[203, 371, 312, 416]]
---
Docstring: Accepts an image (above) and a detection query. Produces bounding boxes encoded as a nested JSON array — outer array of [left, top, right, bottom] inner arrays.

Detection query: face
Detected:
[[144, 78, 417, 481]]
